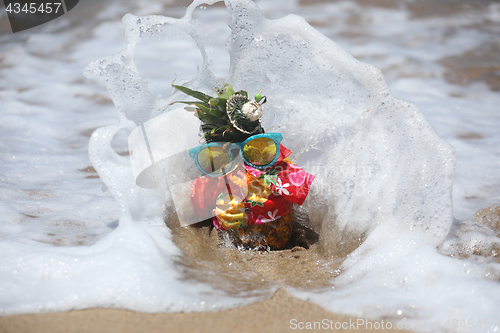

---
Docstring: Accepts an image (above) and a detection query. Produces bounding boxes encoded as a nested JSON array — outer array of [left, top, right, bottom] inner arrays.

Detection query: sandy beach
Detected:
[[0, 219, 414, 333], [1, 0, 499, 331], [0, 290, 411, 333]]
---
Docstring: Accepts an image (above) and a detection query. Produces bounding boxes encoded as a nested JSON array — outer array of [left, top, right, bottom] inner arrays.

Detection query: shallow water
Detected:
[[1, 0, 500, 331]]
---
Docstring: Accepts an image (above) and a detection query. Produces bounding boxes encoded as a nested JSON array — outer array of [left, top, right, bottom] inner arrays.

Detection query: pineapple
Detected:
[[173, 83, 293, 250], [226, 213, 294, 250]]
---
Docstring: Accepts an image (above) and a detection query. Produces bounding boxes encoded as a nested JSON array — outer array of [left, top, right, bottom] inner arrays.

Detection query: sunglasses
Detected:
[[189, 133, 283, 177]]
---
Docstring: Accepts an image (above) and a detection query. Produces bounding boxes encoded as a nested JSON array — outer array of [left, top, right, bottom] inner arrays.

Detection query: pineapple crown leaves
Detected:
[[171, 83, 266, 143]]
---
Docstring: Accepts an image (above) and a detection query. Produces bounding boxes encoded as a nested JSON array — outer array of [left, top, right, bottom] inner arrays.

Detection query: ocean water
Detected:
[[0, 0, 499, 331]]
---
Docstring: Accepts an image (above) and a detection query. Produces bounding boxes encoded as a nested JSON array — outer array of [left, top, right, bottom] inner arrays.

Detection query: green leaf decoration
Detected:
[[201, 124, 217, 132], [245, 199, 265, 208], [209, 97, 227, 108], [234, 90, 248, 98], [194, 103, 212, 114], [216, 84, 235, 99], [267, 167, 280, 176], [169, 100, 204, 106], [259, 170, 278, 187], [214, 124, 231, 133], [196, 111, 219, 125], [172, 83, 264, 143], [173, 84, 212, 103]]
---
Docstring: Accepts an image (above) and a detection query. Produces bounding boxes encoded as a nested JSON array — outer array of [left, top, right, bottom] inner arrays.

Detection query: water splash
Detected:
[[80, 1, 474, 326], [84, 0, 456, 252], [6, 0, 500, 330]]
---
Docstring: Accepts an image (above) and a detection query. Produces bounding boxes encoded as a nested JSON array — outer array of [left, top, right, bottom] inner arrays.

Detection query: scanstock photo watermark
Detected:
[[290, 318, 500, 331], [290, 318, 407, 331], [3, 0, 79, 33]]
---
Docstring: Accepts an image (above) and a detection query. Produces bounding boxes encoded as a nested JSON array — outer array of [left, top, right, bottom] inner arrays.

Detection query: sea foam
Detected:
[[84, 0, 456, 253], [1, 0, 499, 331]]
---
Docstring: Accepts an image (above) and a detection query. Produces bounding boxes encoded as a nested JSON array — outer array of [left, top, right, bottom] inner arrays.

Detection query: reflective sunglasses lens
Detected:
[[198, 146, 230, 174], [243, 137, 277, 166]]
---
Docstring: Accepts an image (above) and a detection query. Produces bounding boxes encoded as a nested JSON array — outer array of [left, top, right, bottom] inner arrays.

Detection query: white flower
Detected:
[[275, 178, 290, 196], [260, 209, 279, 223], [241, 101, 262, 122]]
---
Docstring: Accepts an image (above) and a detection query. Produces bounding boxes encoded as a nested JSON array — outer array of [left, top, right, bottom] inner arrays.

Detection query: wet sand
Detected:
[[0, 220, 412, 333], [0, 290, 411, 333]]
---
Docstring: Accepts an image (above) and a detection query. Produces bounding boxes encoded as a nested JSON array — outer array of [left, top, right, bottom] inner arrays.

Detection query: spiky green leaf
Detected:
[[209, 98, 227, 108], [169, 101, 204, 105], [173, 85, 212, 103], [198, 111, 221, 125], [195, 103, 212, 114]]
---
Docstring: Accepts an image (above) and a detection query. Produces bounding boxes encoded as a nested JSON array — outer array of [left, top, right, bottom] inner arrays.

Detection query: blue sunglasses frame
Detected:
[[232, 132, 283, 170], [189, 142, 235, 178], [189, 132, 283, 177]]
